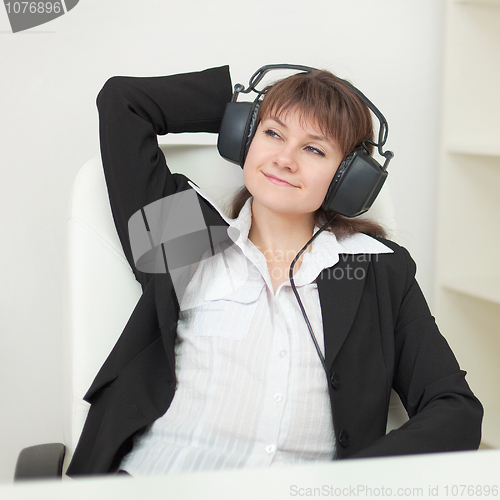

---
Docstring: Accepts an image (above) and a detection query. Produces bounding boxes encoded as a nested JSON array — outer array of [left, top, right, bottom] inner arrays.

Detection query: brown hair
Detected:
[[230, 69, 386, 240]]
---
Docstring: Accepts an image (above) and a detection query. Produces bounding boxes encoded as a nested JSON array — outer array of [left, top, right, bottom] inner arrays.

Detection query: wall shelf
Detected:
[[435, 0, 500, 450], [441, 277, 500, 306], [446, 144, 500, 158]]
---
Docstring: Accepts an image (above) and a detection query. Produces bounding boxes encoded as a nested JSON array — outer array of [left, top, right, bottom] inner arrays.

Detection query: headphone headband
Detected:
[[235, 64, 318, 96]]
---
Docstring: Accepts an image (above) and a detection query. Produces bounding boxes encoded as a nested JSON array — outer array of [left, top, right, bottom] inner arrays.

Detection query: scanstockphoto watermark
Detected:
[[128, 191, 382, 307], [290, 484, 424, 497], [319, 253, 380, 282], [289, 484, 499, 497], [3, 0, 79, 33]]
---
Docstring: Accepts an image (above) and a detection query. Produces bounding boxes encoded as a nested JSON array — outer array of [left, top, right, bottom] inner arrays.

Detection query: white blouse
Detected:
[[121, 190, 392, 476]]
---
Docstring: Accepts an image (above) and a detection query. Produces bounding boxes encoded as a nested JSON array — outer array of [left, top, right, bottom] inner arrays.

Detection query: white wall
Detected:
[[0, 0, 445, 482]]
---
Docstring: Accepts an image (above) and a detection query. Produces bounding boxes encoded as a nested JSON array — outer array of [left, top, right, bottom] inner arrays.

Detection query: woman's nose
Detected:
[[274, 145, 298, 170]]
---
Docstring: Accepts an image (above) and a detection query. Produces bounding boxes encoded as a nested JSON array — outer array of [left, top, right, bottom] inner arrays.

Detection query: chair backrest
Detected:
[[64, 144, 405, 466]]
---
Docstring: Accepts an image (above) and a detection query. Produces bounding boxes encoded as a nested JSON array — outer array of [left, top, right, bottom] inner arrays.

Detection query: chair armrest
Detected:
[[14, 443, 65, 481]]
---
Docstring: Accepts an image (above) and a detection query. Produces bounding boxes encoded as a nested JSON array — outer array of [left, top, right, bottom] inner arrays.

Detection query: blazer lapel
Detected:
[[317, 255, 370, 371]]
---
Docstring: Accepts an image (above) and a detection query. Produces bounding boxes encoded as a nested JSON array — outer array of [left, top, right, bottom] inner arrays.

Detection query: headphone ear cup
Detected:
[[322, 148, 388, 217], [217, 100, 260, 167]]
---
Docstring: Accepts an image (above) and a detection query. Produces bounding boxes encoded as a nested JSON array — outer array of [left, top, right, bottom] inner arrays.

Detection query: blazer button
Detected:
[[339, 430, 350, 448], [330, 372, 340, 390]]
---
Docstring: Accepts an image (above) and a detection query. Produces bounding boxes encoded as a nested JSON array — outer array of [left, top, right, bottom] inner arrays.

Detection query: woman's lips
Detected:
[[263, 173, 298, 188]]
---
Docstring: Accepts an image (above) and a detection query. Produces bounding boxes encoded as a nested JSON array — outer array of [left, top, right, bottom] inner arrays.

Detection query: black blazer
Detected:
[[66, 66, 482, 476]]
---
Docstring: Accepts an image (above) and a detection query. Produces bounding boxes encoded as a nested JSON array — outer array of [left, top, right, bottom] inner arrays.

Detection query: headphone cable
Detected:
[[288, 214, 337, 379]]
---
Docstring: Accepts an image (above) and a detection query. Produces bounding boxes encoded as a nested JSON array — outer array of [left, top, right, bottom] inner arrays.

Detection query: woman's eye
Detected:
[[264, 129, 280, 139], [306, 146, 325, 157]]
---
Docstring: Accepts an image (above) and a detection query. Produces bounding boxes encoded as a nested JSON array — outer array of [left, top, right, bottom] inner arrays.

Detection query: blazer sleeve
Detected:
[[96, 66, 233, 289], [353, 243, 483, 457]]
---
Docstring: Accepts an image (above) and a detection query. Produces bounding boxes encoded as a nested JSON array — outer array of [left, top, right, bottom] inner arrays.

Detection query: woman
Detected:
[[66, 65, 482, 477]]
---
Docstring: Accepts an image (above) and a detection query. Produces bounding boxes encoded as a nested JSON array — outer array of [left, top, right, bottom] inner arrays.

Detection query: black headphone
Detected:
[[217, 64, 394, 218]]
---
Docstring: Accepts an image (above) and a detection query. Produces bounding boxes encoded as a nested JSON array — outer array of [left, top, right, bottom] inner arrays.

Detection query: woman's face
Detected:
[[243, 108, 344, 219]]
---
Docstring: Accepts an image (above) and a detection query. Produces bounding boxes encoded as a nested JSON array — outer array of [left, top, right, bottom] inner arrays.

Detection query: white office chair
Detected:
[[15, 143, 406, 479]]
